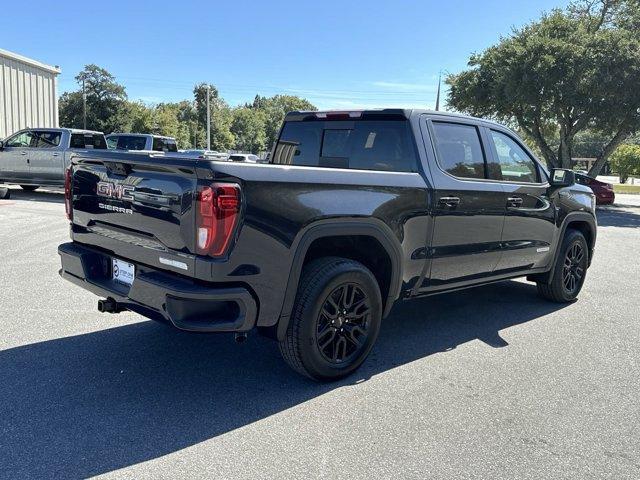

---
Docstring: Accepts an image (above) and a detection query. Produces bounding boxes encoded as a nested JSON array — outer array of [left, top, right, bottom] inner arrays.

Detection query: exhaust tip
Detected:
[[234, 332, 248, 344]]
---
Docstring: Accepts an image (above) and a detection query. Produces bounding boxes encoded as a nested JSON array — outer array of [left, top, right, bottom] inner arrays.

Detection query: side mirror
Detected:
[[549, 168, 575, 187]]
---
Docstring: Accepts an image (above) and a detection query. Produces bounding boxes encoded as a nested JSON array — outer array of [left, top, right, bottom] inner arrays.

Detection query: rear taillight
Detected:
[[196, 183, 241, 257], [64, 167, 73, 221]]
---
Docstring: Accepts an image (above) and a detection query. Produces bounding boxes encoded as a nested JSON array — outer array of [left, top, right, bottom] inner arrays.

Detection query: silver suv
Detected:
[[0, 128, 107, 190]]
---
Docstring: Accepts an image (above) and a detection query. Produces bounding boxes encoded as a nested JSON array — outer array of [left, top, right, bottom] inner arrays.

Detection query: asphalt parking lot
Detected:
[[1, 186, 639, 479]]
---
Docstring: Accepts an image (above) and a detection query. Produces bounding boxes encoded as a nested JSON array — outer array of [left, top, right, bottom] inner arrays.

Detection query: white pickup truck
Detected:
[[0, 128, 107, 190]]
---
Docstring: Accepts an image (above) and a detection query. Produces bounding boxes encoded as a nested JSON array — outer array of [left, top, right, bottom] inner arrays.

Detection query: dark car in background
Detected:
[[575, 173, 615, 205]]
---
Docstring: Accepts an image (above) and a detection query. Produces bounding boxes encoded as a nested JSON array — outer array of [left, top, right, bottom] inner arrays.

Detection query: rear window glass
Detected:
[[70, 134, 107, 149], [432, 122, 486, 179], [34, 131, 61, 148], [152, 137, 178, 152], [272, 120, 417, 172]]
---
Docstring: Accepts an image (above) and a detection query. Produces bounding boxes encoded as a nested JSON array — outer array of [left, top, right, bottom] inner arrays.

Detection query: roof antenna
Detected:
[[435, 71, 442, 111]]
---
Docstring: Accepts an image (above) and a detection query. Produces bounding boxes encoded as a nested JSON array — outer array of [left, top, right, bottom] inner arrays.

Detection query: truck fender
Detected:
[[275, 219, 403, 341]]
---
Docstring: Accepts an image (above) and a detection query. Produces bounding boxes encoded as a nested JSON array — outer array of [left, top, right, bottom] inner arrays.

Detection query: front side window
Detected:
[[33, 131, 62, 148], [432, 122, 486, 179], [272, 120, 417, 172], [488, 130, 539, 183], [5, 131, 35, 148]]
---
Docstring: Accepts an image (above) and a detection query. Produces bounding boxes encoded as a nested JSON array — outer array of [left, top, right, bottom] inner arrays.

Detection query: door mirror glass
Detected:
[[550, 168, 575, 186]]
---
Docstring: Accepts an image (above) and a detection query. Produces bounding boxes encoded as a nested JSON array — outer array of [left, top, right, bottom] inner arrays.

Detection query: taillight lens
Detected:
[[196, 183, 241, 257], [64, 167, 73, 221]]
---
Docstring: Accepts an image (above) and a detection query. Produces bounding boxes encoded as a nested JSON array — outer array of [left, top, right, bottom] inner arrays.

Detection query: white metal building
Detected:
[[0, 48, 60, 140]]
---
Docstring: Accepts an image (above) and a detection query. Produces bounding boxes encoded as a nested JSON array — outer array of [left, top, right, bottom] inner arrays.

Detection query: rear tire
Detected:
[[279, 257, 382, 381], [20, 185, 39, 191], [537, 229, 588, 302]]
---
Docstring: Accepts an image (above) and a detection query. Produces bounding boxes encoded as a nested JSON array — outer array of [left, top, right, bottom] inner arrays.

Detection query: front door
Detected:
[[0, 130, 35, 181], [420, 118, 506, 290], [483, 128, 556, 272]]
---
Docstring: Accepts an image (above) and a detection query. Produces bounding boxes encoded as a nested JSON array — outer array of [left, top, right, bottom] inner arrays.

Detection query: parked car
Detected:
[[58, 109, 597, 381], [228, 153, 259, 163], [0, 128, 107, 190], [575, 173, 615, 205], [106, 133, 178, 153]]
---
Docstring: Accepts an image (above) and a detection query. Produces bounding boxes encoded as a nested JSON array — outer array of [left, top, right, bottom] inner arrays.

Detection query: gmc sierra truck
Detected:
[[58, 109, 597, 381]]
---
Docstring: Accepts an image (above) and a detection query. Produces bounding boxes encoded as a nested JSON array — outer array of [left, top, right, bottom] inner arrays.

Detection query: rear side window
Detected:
[[152, 137, 178, 152], [70, 134, 107, 149], [432, 122, 486, 180], [272, 120, 417, 172], [34, 131, 61, 148]]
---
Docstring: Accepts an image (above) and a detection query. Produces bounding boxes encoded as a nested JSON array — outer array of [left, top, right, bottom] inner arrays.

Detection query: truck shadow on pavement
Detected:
[[0, 280, 569, 478]]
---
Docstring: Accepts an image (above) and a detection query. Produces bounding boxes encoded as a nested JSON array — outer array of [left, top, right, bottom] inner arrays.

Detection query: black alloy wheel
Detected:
[[316, 283, 371, 364]]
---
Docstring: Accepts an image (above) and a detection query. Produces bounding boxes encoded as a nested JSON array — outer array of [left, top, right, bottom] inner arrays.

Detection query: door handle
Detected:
[[507, 197, 524, 207], [438, 196, 461, 207], [52, 153, 60, 157], [20, 151, 27, 156]]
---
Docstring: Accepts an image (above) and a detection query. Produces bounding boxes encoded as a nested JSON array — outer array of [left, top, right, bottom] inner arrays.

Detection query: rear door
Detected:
[[30, 130, 64, 183], [420, 117, 506, 289], [484, 128, 556, 271], [0, 130, 35, 181]]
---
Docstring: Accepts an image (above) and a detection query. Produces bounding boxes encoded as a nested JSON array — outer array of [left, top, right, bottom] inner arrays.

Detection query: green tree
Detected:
[[446, 0, 640, 176], [59, 64, 131, 133], [193, 83, 235, 150], [252, 94, 317, 149], [230, 107, 267, 152], [609, 144, 640, 183]]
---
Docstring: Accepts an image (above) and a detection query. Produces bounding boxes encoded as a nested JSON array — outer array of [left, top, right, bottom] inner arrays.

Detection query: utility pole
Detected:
[[82, 78, 87, 129], [435, 71, 442, 112], [206, 85, 211, 151]]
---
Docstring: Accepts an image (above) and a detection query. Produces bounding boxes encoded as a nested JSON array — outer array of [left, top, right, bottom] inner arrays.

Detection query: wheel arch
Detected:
[[274, 219, 403, 341]]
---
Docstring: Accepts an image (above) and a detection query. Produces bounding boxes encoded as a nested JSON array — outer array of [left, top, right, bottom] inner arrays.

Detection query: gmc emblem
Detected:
[[97, 181, 135, 201]]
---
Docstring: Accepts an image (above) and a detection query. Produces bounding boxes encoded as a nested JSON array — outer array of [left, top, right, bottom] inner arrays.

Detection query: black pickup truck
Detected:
[[58, 109, 597, 380]]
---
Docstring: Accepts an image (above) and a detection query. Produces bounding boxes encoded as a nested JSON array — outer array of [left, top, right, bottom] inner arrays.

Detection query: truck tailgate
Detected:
[[70, 152, 201, 275]]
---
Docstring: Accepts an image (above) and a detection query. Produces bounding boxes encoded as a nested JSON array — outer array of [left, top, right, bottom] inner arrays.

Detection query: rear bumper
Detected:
[[58, 242, 257, 333]]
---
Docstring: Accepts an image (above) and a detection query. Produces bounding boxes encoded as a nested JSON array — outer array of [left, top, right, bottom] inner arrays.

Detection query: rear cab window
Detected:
[[271, 116, 418, 172]]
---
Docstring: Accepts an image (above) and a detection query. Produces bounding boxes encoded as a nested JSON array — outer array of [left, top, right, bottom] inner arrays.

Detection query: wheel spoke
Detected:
[[318, 329, 336, 350]]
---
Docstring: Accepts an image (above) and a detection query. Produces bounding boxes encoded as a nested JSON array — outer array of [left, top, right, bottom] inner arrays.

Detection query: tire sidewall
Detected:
[[554, 231, 588, 301], [297, 264, 382, 380]]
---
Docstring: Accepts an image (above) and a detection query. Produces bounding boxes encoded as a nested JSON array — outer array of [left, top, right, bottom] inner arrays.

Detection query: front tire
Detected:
[[20, 185, 39, 191], [279, 257, 382, 381], [537, 229, 589, 302]]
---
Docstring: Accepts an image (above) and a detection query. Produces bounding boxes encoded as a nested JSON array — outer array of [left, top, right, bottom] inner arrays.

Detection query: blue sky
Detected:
[[1, 0, 570, 110]]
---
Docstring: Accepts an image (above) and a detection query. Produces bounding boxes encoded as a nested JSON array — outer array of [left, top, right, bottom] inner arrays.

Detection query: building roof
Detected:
[[0, 48, 61, 75]]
